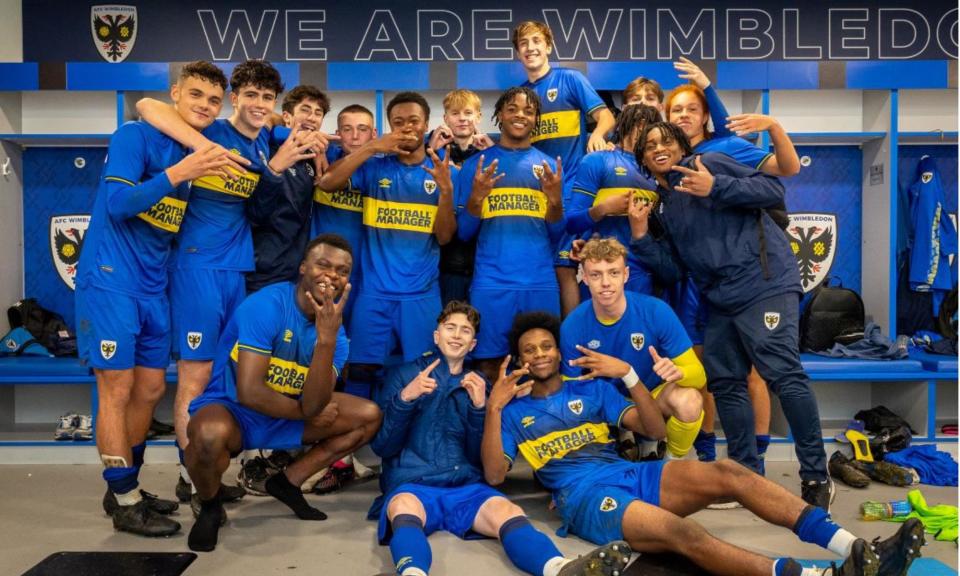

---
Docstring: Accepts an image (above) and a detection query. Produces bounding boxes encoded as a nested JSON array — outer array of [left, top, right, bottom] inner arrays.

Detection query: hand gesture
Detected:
[[569, 238, 587, 262], [461, 371, 487, 409], [725, 113, 779, 137], [472, 132, 495, 150], [429, 125, 455, 151], [487, 356, 532, 412], [268, 120, 318, 174], [587, 131, 609, 153], [400, 358, 441, 402], [313, 153, 329, 184], [372, 132, 417, 156], [597, 190, 633, 217], [167, 142, 244, 186], [469, 154, 505, 206], [674, 56, 711, 89], [649, 347, 683, 384], [672, 156, 714, 197], [305, 281, 351, 346], [568, 345, 632, 381], [540, 157, 563, 204], [423, 147, 454, 196], [627, 194, 653, 239]]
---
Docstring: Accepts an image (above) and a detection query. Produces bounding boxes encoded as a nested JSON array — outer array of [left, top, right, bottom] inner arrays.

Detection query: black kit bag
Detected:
[[7, 298, 77, 357], [800, 278, 865, 352]]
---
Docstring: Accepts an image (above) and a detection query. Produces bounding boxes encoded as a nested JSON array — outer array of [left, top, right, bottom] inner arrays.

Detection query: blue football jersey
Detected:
[[695, 136, 772, 171], [560, 292, 693, 394], [456, 145, 565, 290], [172, 119, 274, 271], [352, 155, 459, 296], [202, 282, 349, 403], [312, 145, 364, 258], [500, 379, 633, 492], [77, 121, 190, 296]]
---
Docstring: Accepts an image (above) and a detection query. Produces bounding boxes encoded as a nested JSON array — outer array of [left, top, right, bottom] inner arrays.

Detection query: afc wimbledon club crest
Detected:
[[630, 333, 644, 351], [785, 213, 837, 293], [92, 6, 137, 62], [567, 399, 583, 415], [546, 88, 558, 102], [50, 215, 91, 290]]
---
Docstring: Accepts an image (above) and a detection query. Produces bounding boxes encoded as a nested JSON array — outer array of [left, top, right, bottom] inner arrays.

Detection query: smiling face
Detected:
[[283, 97, 324, 132], [497, 92, 537, 143], [337, 111, 376, 154], [388, 102, 428, 152], [231, 84, 277, 134], [517, 327, 561, 381], [581, 256, 629, 309], [298, 243, 353, 304], [667, 90, 707, 144], [516, 31, 552, 74], [171, 76, 224, 131], [433, 312, 478, 363], [642, 126, 685, 177]]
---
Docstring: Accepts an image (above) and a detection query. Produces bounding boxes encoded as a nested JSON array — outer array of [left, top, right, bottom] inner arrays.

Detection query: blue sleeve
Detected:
[[559, 315, 581, 379], [500, 406, 520, 466], [103, 124, 178, 221], [652, 299, 693, 357], [370, 363, 419, 458], [726, 137, 774, 171], [456, 158, 482, 241], [349, 156, 374, 195], [333, 326, 349, 377], [570, 70, 606, 116], [567, 153, 602, 234], [599, 381, 634, 427], [702, 153, 785, 209], [630, 234, 684, 285], [704, 85, 732, 139], [271, 125, 291, 146], [234, 294, 282, 356]]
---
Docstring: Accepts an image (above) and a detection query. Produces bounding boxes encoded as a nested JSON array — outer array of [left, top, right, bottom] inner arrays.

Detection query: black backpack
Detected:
[[7, 298, 77, 357], [800, 278, 865, 352], [938, 286, 958, 341]]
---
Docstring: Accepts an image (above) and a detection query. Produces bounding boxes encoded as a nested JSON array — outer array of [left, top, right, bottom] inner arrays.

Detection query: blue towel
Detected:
[[885, 445, 958, 487]]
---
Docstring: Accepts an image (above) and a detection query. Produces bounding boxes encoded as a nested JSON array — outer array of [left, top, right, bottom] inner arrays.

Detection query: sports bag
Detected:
[[7, 298, 77, 357], [800, 278, 865, 352]]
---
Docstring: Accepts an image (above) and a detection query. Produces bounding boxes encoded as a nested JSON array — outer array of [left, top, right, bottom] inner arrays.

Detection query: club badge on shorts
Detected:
[[630, 333, 644, 351], [100, 340, 117, 360], [764, 312, 781, 331], [91, 5, 137, 63], [599, 496, 618, 512], [187, 332, 203, 350], [568, 399, 583, 415]]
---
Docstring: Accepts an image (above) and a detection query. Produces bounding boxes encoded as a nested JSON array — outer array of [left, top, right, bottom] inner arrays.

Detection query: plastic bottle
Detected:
[[860, 500, 911, 521]]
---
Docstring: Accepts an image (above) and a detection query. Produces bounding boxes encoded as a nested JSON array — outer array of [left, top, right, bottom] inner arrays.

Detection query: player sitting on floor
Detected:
[[481, 311, 924, 576], [369, 301, 631, 576], [185, 234, 382, 552]]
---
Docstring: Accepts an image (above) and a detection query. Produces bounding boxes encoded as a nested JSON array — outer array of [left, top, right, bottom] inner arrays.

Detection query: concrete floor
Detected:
[[2, 460, 957, 575]]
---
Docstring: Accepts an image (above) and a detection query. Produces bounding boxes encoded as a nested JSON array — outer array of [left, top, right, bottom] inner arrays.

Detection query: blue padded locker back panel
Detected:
[[23, 148, 104, 329]]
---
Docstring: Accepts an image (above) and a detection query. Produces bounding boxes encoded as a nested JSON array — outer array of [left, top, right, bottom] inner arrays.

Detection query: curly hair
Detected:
[[508, 311, 561, 363], [282, 85, 329, 115], [613, 103, 661, 146], [178, 61, 227, 91], [493, 87, 541, 131], [636, 121, 694, 169], [230, 59, 284, 95], [579, 237, 628, 265], [437, 301, 481, 333]]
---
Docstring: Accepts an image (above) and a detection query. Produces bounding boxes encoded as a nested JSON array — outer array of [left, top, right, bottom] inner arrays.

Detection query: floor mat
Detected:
[[22, 552, 196, 576], [625, 554, 956, 575]]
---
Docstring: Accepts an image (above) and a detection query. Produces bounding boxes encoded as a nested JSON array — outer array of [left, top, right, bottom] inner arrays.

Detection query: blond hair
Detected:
[[443, 89, 482, 113], [623, 77, 665, 105], [580, 237, 628, 264], [512, 21, 553, 51]]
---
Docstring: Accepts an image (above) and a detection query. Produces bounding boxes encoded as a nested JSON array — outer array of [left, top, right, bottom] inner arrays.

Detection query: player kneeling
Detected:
[[370, 301, 631, 576], [185, 234, 381, 552]]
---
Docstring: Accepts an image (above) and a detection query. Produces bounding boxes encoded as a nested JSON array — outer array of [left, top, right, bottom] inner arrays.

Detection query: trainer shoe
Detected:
[[103, 489, 179, 516], [55, 412, 79, 441], [558, 540, 633, 576], [73, 414, 93, 441], [177, 476, 246, 503], [111, 499, 181, 537], [238, 456, 275, 496], [823, 538, 880, 576], [801, 477, 836, 513], [871, 518, 925, 576], [175, 476, 192, 503], [829, 451, 871, 489]]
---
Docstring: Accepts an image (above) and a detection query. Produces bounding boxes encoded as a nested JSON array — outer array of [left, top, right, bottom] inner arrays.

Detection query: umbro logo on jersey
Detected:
[[532, 164, 544, 179], [521, 416, 536, 428], [568, 399, 583, 415], [599, 496, 618, 512], [587, 340, 601, 350], [424, 180, 437, 194], [630, 333, 644, 351], [100, 340, 117, 360], [764, 312, 780, 331], [283, 329, 293, 343], [187, 332, 202, 350], [615, 166, 627, 176], [546, 88, 558, 102], [378, 178, 392, 188]]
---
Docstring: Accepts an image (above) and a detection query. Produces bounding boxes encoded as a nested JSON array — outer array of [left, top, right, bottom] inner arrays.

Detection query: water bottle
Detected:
[[860, 500, 911, 521]]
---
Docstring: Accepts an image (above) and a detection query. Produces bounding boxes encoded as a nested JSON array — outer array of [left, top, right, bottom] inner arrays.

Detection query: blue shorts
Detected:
[[471, 288, 560, 359], [377, 482, 504, 544], [76, 284, 170, 370], [170, 268, 246, 361], [348, 290, 441, 364], [188, 395, 305, 452], [556, 460, 665, 545]]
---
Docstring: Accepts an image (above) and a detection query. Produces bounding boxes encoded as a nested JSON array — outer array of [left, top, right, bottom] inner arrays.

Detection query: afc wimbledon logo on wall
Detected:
[[786, 213, 837, 293], [50, 215, 90, 290], [92, 5, 137, 62]]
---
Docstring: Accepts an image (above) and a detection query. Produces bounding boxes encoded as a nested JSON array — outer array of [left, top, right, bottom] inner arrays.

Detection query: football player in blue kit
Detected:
[[316, 92, 457, 400], [370, 301, 631, 576], [185, 234, 382, 552], [513, 21, 616, 317], [76, 61, 243, 536], [457, 87, 565, 383], [483, 312, 921, 576]]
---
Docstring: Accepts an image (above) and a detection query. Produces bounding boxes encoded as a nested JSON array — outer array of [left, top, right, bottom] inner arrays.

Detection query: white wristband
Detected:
[[622, 367, 640, 389]]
